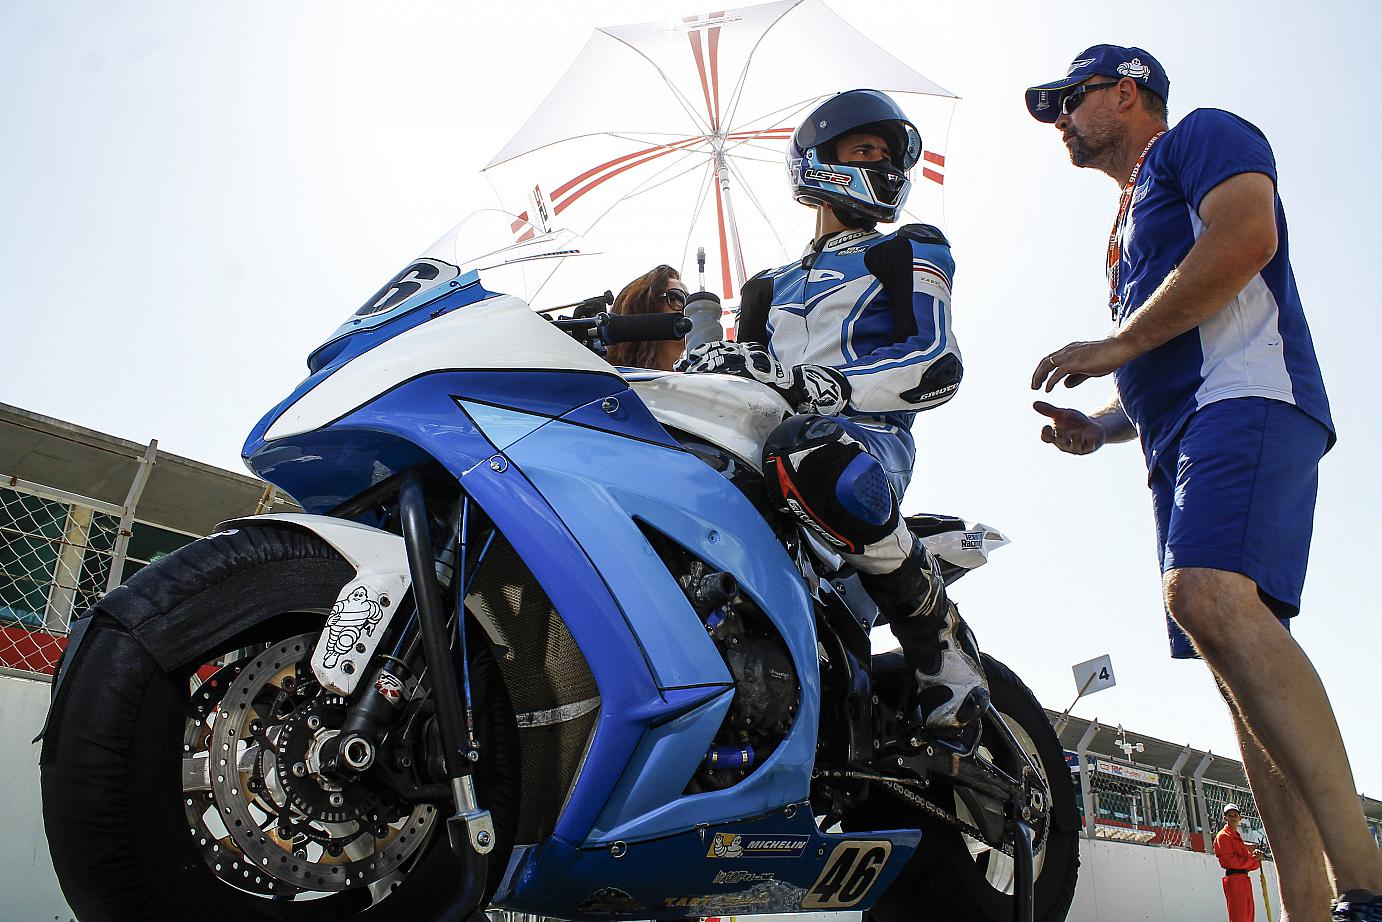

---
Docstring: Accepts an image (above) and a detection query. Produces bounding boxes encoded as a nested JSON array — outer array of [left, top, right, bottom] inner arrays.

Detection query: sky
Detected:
[[4, 0, 1381, 796]]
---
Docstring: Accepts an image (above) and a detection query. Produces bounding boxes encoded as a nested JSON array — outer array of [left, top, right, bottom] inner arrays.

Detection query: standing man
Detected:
[[1023, 45, 1382, 920], [1215, 803, 1265, 922], [680, 89, 987, 734]]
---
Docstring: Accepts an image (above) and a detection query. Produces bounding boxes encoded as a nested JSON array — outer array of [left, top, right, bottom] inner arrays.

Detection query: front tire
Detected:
[[40, 524, 518, 922], [860, 655, 1080, 922]]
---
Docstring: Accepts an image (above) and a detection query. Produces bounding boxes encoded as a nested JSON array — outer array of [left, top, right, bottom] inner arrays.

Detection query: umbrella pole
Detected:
[[714, 145, 747, 296]]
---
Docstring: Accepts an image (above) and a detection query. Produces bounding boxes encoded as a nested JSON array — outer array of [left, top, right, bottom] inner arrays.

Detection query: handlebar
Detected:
[[598, 312, 692, 344], [550, 311, 691, 349]]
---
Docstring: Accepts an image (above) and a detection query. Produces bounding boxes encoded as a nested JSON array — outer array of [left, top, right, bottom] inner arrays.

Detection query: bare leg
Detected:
[[1165, 567, 1382, 900], [1213, 675, 1333, 921]]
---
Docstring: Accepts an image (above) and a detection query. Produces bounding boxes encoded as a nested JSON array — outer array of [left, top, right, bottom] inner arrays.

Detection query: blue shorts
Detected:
[[1149, 397, 1328, 659]]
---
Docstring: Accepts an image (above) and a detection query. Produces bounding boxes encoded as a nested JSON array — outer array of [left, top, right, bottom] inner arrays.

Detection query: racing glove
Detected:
[[677, 341, 851, 416]]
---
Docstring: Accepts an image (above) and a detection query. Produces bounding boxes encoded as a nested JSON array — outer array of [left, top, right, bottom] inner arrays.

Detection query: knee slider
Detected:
[[762, 415, 899, 554]]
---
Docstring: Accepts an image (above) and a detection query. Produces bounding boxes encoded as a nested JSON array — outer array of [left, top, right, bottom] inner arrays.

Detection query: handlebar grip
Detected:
[[599, 312, 692, 344]]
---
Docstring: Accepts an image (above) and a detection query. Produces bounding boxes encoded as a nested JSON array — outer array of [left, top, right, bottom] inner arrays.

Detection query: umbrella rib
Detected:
[[722, 154, 789, 256], [678, 161, 717, 278], [620, 154, 719, 200], [682, 15, 719, 131], [554, 140, 711, 216], [719, 150, 786, 163], [552, 135, 709, 202], [720, 0, 807, 130], [572, 144, 709, 234], [596, 27, 713, 139]]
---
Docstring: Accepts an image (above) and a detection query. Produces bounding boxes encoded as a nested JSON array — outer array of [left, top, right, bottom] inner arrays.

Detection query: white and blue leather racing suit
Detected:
[[735, 222, 961, 576], [686, 221, 986, 733]]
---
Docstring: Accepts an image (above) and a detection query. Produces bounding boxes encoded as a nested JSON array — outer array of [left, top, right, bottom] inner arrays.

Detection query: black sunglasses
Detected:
[[1061, 81, 1121, 116], [662, 288, 688, 309]]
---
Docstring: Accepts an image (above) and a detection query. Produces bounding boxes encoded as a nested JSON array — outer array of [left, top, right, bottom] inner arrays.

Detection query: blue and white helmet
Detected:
[[788, 89, 922, 224]]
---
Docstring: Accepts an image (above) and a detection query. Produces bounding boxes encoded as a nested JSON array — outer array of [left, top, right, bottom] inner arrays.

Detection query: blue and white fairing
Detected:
[[241, 212, 920, 918]]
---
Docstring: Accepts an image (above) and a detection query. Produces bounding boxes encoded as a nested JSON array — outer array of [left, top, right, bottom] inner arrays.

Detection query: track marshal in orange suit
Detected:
[[1214, 804, 1264, 922]]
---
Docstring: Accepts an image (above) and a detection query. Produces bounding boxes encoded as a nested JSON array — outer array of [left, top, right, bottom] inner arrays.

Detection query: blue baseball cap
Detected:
[[1025, 45, 1170, 123]]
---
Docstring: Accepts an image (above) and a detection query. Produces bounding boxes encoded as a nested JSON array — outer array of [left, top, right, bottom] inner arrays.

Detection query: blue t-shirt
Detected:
[[1112, 108, 1334, 472]]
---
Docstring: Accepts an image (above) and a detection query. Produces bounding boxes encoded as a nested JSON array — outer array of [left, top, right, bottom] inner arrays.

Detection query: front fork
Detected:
[[397, 476, 495, 860], [318, 473, 496, 916]]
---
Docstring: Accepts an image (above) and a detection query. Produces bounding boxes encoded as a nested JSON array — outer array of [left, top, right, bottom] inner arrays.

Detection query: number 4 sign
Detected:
[[802, 840, 893, 910], [1072, 654, 1116, 698]]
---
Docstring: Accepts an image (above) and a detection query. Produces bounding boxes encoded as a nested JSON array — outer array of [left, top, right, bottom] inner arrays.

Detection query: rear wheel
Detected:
[[40, 524, 518, 922], [858, 655, 1080, 922]]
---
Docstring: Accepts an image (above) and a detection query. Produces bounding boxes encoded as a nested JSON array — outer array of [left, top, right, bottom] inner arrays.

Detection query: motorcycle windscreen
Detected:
[[308, 210, 602, 369]]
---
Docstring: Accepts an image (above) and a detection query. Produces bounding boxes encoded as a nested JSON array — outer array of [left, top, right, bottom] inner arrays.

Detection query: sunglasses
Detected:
[[1061, 81, 1121, 116], [662, 288, 688, 309]]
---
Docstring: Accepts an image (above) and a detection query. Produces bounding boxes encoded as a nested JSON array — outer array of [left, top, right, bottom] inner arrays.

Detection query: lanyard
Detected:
[[1107, 131, 1166, 319]]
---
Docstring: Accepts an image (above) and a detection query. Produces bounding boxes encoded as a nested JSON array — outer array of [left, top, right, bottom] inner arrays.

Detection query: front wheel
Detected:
[[40, 523, 519, 922], [858, 655, 1080, 922]]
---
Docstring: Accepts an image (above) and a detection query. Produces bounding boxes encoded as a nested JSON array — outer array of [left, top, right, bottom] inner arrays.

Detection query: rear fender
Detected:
[[217, 513, 411, 697]]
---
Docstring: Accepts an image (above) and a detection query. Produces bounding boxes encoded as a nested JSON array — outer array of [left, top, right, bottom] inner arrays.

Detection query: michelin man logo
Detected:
[[323, 585, 384, 668], [709, 833, 745, 858], [1118, 58, 1152, 80]]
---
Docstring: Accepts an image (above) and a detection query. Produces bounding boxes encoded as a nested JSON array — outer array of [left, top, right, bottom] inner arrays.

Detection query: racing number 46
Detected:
[[802, 840, 893, 910]]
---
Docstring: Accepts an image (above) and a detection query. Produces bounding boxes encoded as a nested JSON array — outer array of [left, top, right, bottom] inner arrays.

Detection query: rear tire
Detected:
[[858, 655, 1080, 922], [40, 524, 518, 922]]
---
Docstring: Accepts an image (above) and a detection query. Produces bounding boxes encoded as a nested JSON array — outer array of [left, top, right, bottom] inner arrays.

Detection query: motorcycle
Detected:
[[39, 211, 1079, 922]]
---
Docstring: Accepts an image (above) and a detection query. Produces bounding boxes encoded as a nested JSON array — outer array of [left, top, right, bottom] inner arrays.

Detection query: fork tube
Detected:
[[399, 476, 471, 781], [455, 497, 475, 746]]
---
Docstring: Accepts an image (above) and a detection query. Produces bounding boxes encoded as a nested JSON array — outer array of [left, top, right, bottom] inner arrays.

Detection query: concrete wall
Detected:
[[0, 675, 75, 921], [0, 672, 1282, 922], [1068, 835, 1279, 922]]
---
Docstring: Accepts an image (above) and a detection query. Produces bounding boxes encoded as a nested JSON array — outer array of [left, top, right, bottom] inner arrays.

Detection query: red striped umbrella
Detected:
[[483, 0, 955, 308]]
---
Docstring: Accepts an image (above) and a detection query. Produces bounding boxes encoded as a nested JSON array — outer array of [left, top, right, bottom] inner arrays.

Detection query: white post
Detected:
[[1193, 751, 1216, 852], [106, 440, 158, 594], [1170, 746, 1194, 850], [1076, 720, 1100, 841]]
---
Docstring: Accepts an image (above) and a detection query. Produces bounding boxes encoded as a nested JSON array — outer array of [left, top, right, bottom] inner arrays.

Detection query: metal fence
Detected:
[[1065, 747, 1270, 856], [0, 481, 127, 676]]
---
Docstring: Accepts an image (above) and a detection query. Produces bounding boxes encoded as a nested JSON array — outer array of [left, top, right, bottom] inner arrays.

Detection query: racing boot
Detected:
[[1334, 890, 1382, 921], [861, 543, 989, 734]]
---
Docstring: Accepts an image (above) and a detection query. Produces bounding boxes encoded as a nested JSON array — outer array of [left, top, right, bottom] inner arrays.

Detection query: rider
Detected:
[[678, 89, 988, 733]]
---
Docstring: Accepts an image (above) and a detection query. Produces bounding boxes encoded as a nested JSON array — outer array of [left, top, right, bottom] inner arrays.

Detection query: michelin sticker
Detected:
[[706, 833, 809, 859]]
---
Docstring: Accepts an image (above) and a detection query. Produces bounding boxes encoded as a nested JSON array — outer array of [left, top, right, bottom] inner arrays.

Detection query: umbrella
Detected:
[[482, 0, 956, 318]]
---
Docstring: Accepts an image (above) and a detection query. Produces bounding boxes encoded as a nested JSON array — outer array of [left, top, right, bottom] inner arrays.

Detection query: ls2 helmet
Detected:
[[788, 89, 922, 225]]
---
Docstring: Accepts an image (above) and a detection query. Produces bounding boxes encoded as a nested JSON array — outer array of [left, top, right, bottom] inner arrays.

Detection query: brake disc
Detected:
[[200, 634, 438, 894]]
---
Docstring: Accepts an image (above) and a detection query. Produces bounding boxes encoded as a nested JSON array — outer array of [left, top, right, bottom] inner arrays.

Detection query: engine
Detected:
[[653, 547, 800, 794]]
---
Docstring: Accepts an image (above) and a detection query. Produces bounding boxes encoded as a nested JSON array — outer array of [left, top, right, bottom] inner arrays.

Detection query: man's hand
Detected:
[[1033, 400, 1107, 454], [678, 340, 792, 386], [1030, 336, 1139, 392], [678, 341, 850, 415]]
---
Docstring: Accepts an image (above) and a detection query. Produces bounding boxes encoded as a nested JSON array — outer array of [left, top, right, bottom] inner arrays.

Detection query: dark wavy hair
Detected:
[[605, 264, 682, 369]]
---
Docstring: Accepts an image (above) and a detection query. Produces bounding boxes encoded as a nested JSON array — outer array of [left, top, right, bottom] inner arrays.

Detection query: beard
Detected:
[[1065, 113, 1121, 170]]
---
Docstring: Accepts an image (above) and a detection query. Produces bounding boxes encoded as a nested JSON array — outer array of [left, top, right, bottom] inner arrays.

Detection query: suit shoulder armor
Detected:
[[898, 223, 949, 246]]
